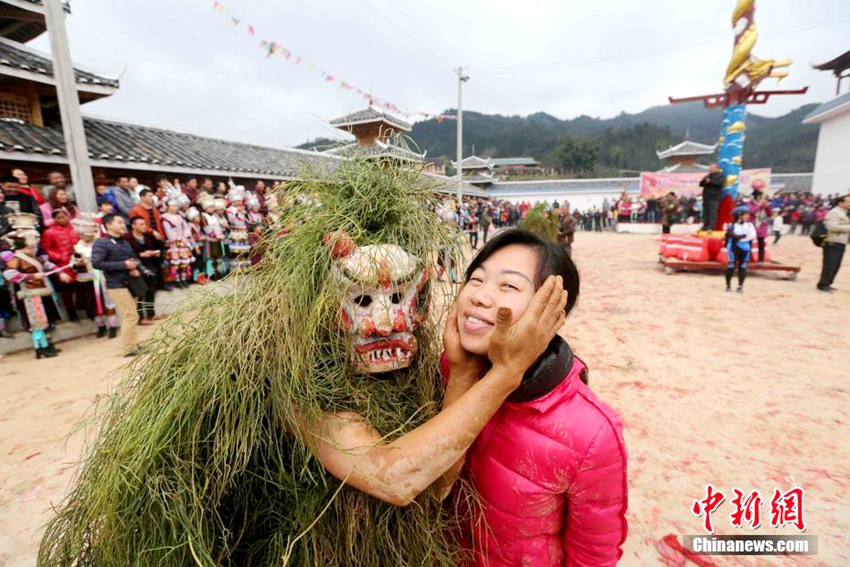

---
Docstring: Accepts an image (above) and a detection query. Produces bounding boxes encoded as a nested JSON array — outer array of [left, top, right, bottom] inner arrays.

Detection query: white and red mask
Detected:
[[326, 231, 429, 374]]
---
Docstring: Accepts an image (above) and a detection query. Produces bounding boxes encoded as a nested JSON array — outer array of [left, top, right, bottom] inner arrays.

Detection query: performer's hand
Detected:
[[58, 272, 72, 283], [487, 275, 567, 388], [32, 272, 46, 280], [443, 300, 487, 380]]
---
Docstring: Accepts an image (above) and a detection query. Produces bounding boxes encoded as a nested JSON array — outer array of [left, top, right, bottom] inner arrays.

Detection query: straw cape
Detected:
[[38, 157, 467, 566]]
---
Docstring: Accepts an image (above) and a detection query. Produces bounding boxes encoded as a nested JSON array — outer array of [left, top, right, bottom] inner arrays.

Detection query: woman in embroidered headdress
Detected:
[[226, 188, 251, 270], [2, 213, 62, 358], [161, 196, 194, 288]]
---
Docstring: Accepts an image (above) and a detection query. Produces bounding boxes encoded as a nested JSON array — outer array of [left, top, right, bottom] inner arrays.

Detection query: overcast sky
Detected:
[[31, 0, 850, 148]]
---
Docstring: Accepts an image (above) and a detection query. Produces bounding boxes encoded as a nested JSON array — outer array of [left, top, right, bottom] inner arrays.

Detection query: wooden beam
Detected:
[[1, 0, 46, 15], [26, 81, 43, 126], [0, 9, 45, 22]]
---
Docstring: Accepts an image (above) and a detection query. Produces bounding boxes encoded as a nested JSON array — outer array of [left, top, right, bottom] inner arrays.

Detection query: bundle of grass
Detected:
[[39, 156, 467, 566], [519, 202, 559, 243]]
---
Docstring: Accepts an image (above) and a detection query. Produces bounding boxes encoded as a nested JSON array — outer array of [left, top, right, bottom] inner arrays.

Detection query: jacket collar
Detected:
[[507, 336, 581, 406]]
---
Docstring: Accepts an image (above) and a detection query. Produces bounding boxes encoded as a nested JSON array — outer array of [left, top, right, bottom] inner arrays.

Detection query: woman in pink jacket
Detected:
[[442, 228, 629, 566]]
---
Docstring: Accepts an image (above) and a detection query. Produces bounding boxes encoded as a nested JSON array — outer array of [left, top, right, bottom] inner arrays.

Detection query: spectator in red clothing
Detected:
[[11, 168, 45, 206], [40, 187, 81, 228], [128, 188, 165, 241], [42, 209, 81, 321]]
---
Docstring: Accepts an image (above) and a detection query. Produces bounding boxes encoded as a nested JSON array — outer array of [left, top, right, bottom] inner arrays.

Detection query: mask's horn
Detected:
[[323, 229, 357, 260]]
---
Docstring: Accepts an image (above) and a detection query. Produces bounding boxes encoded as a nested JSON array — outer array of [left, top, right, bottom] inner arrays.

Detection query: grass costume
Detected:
[[39, 158, 466, 566]]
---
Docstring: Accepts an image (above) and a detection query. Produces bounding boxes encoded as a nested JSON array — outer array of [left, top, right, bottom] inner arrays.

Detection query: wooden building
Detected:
[[0, 0, 333, 188]]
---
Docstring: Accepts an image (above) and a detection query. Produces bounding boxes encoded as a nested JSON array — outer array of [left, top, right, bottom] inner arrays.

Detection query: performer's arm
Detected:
[[303, 276, 567, 506], [435, 302, 487, 500]]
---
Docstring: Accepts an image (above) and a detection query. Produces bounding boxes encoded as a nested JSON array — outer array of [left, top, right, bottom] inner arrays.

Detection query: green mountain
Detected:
[[403, 102, 820, 174]]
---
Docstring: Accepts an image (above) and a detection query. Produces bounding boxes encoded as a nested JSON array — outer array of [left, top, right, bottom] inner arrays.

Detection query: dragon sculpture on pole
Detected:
[[669, 0, 807, 229]]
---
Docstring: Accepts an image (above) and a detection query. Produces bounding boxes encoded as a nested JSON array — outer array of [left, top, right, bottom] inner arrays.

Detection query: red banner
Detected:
[[640, 168, 771, 199]]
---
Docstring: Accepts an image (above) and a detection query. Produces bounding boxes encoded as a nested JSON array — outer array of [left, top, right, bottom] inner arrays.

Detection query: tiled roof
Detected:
[[0, 116, 336, 177], [423, 172, 489, 198], [324, 140, 425, 162], [0, 37, 119, 88], [330, 107, 411, 132], [450, 155, 493, 169], [656, 140, 717, 160], [490, 157, 540, 167], [813, 50, 850, 74], [659, 163, 709, 173], [770, 173, 813, 193], [802, 92, 850, 124], [0, 1, 68, 43]]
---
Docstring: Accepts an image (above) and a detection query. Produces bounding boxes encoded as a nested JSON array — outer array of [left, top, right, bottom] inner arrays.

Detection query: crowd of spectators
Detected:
[[1, 168, 279, 358]]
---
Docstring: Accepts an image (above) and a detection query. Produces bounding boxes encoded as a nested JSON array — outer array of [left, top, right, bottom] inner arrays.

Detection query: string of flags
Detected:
[[211, 1, 457, 123]]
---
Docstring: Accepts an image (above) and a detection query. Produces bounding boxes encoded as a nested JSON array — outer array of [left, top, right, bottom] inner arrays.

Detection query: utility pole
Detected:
[[455, 66, 468, 204], [43, 0, 96, 212]]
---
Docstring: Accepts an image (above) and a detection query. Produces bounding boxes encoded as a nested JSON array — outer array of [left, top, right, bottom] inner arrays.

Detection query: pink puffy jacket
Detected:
[[443, 354, 628, 566]]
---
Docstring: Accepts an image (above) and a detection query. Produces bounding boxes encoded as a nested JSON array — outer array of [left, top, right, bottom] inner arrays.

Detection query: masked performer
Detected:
[[39, 158, 565, 566], [2, 213, 62, 358]]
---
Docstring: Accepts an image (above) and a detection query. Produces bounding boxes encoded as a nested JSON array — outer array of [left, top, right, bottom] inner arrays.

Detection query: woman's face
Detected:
[[456, 244, 538, 356], [55, 189, 68, 204], [167, 202, 179, 214]]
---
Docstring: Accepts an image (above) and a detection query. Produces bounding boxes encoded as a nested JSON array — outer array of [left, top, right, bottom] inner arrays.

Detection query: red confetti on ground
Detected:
[[662, 534, 718, 567]]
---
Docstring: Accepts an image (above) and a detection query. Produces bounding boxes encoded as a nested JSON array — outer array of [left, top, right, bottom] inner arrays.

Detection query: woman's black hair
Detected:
[[463, 228, 580, 315]]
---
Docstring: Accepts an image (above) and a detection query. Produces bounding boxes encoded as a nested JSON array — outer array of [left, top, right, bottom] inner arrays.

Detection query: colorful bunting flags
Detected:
[[211, 1, 456, 122]]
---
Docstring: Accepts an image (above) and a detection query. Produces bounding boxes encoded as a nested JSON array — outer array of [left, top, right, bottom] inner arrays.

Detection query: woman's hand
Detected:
[[58, 272, 72, 284], [487, 275, 568, 388], [443, 300, 487, 380]]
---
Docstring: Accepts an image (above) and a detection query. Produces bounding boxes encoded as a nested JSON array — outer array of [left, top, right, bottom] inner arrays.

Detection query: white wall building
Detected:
[[802, 91, 850, 196]]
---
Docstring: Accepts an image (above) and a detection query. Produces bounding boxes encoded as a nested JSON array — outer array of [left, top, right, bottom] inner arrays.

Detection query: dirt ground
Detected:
[[1, 231, 847, 566]]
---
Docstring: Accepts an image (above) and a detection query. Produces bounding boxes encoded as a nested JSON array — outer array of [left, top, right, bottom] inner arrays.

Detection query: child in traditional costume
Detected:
[[161, 197, 194, 288], [2, 213, 62, 358], [39, 157, 564, 565], [200, 195, 227, 279], [226, 189, 251, 270], [247, 195, 264, 227], [186, 207, 207, 284]]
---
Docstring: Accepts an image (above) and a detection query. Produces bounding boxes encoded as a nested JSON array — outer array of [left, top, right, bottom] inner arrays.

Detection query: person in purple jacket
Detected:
[[746, 190, 773, 263], [442, 228, 628, 566]]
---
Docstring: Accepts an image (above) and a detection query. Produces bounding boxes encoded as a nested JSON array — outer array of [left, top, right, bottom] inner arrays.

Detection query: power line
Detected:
[[383, 2, 465, 66], [474, 14, 850, 75], [359, 0, 457, 70]]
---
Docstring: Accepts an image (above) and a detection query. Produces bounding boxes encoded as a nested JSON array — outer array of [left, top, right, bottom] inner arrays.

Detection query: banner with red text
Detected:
[[640, 168, 771, 199]]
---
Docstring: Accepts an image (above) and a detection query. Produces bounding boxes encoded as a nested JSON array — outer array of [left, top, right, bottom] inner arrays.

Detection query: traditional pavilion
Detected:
[[326, 107, 425, 163], [450, 155, 495, 187], [490, 157, 540, 176], [803, 49, 850, 195], [655, 140, 718, 173], [0, 0, 332, 187], [813, 50, 850, 96]]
